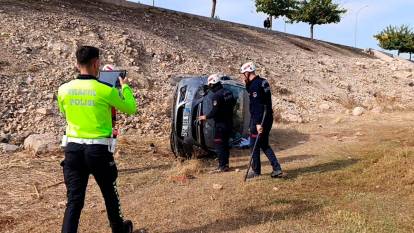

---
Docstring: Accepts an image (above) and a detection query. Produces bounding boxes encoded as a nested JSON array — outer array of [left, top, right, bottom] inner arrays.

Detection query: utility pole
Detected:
[[354, 5, 368, 48], [152, 0, 154, 6]]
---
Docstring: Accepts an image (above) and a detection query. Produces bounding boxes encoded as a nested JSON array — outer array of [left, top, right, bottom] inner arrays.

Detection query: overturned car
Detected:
[[170, 75, 250, 158]]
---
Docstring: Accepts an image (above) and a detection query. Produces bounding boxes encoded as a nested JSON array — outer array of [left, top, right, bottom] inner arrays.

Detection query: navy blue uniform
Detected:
[[246, 76, 282, 174], [206, 83, 236, 169]]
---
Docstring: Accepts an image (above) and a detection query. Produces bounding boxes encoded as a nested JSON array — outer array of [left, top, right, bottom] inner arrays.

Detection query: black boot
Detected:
[[112, 220, 133, 233], [270, 170, 283, 178], [246, 170, 260, 179], [122, 220, 133, 233]]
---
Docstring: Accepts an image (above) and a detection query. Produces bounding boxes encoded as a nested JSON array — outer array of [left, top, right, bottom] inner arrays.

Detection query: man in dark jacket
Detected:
[[240, 62, 283, 179], [199, 73, 236, 172]]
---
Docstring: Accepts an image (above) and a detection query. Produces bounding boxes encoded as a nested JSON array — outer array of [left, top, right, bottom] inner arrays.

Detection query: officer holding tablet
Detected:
[[58, 46, 137, 233]]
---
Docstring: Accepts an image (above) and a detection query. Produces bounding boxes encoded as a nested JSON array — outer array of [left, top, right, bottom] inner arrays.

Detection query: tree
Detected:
[[255, 0, 297, 29], [408, 37, 414, 60], [374, 25, 414, 60], [290, 0, 346, 39], [211, 0, 217, 18]]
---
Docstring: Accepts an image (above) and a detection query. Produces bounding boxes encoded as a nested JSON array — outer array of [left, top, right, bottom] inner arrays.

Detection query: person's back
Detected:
[[58, 46, 136, 233], [210, 85, 235, 129], [58, 75, 136, 139], [264, 18, 270, 29], [199, 74, 236, 172]]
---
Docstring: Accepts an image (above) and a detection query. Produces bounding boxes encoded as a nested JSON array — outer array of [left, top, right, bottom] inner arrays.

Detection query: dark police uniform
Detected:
[[205, 83, 236, 169], [246, 76, 282, 175]]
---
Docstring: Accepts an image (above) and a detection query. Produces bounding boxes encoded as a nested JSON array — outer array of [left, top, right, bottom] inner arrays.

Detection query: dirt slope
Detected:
[[1, 0, 414, 145], [1, 112, 414, 232], [1, 2, 414, 232]]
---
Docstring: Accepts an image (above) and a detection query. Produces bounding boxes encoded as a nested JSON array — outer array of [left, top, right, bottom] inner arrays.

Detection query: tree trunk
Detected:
[[310, 24, 314, 39], [211, 0, 217, 18], [269, 16, 273, 30]]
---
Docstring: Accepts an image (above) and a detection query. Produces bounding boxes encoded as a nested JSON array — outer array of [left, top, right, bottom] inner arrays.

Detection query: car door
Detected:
[[201, 84, 250, 152], [201, 90, 216, 150]]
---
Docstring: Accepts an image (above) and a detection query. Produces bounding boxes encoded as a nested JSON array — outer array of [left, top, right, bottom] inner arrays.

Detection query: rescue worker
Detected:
[[240, 62, 283, 179], [58, 46, 137, 233], [199, 73, 236, 172]]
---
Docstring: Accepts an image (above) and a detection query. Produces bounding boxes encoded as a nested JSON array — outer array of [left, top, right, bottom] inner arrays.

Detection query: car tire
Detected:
[[170, 129, 192, 159]]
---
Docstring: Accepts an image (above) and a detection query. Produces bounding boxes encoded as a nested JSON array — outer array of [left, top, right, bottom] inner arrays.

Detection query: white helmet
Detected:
[[208, 73, 223, 85], [102, 64, 115, 71], [240, 62, 256, 74]]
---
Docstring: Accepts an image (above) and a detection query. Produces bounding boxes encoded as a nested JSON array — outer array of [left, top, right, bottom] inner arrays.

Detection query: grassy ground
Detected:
[[1, 112, 414, 233]]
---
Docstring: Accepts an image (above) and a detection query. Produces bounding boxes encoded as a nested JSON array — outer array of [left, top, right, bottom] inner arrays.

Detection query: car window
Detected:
[[224, 85, 247, 139]]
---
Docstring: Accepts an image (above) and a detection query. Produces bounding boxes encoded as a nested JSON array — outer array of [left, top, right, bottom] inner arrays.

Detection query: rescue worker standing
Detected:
[[199, 74, 236, 172], [57, 46, 137, 233], [240, 62, 283, 179]]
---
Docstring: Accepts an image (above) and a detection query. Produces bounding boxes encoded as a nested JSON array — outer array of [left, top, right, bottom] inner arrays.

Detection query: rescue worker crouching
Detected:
[[240, 62, 283, 179], [199, 73, 236, 172], [57, 46, 137, 233]]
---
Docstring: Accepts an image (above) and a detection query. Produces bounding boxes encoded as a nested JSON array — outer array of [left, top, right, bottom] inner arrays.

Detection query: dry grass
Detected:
[[337, 95, 359, 110], [2, 112, 414, 233], [374, 92, 404, 112], [168, 159, 208, 177]]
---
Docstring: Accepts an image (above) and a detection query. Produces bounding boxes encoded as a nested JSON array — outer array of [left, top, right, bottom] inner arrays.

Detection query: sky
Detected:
[[129, 0, 414, 57]]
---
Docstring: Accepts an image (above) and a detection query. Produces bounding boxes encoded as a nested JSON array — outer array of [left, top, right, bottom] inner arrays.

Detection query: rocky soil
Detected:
[[1, 0, 414, 150]]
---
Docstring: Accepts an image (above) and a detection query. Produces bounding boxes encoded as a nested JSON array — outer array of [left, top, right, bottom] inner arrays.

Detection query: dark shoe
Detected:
[[210, 166, 230, 173], [246, 170, 260, 179], [221, 166, 230, 172], [270, 170, 283, 178], [123, 220, 133, 233]]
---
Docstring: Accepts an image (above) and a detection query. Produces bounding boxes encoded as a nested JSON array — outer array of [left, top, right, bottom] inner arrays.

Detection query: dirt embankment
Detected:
[[1, 0, 414, 147], [1, 112, 414, 232]]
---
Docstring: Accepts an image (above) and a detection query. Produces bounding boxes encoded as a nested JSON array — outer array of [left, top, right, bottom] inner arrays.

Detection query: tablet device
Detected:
[[98, 70, 127, 88]]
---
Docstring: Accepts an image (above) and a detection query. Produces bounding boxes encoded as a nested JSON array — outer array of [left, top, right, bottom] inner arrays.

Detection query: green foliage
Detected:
[[290, 0, 346, 38], [374, 25, 414, 57], [255, 0, 297, 19]]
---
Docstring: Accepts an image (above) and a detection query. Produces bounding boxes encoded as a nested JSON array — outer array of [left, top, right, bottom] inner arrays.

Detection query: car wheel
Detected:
[[170, 129, 192, 159]]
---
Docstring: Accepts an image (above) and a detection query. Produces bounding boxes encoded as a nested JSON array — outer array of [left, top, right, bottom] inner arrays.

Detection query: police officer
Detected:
[[199, 73, 236, 172], [57, 46, 137, 233], [240, 62, 283, 179]]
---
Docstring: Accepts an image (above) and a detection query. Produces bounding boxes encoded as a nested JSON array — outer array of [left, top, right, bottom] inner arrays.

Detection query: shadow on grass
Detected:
[[270, 128, 310, 152], [284, 159, 359, 179], [231, 154, 316, 169], [230, 158, 358, 180], [231, 154, 317, 169], [165, 199, 319, 233], [119, 164, 171, 175], [231, 128, 310, 160]]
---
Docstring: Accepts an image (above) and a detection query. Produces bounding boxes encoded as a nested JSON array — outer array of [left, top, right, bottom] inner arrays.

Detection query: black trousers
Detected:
[[61, 143, 124, 233], [214, 124, 230, 168], [250, 116, 282, 174]]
